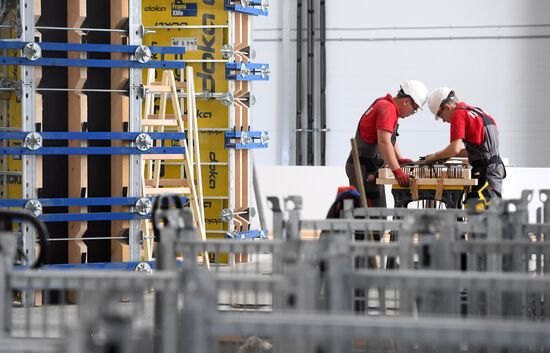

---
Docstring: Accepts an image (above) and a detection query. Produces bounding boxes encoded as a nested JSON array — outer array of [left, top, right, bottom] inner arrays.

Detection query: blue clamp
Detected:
[[0, 131, 186, 155], [0, 196, 188, 222], [226, 229, 269, 240], [226, 62, 270, 81], [0, 41, 186, 69], [225, 130, 269, 149], [224, 0, 269, 16]]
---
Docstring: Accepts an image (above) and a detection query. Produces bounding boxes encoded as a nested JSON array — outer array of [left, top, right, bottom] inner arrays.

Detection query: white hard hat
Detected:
[[428, 87, 453, 120], [400, 80, 429, 109]]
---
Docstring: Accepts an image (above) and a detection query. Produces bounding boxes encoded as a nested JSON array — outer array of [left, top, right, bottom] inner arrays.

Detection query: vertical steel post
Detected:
[[306, 0, 314, 165], [295, 0, 303, 165], [154, 209, 179, 353], [0, 231, 15, 335], [128, 0, 143, 261], [20, 0, 36, 307], [319, 0, 326, 165]]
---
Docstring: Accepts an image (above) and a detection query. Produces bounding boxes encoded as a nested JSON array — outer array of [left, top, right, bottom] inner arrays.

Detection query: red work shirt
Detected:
[[450, 102, 496, 145], [358, 94, 400, 144]]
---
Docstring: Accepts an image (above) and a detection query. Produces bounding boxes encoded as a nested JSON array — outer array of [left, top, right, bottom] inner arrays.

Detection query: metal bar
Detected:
[[36, 25, 127, 33], [14, 261, 158, 271], [0, 131, 185, 140], [47, 236, 126, 241], [0, 41, 185, 55], [144, 25, 229, 29], [319, 0, 326, 166], [10, 271, 179, 290], [38, 212, 147, 222], [129, 0, 144, 262], [36, 87, 127, 93], [0, 57, 186, 69], [352, 269, 550, 292], [20, 0, 37, 308], [0, 196, 148, 207], [306, 0, 314, 165], [212, 312, 550, 347], [255, 34, 550, 42], [0, 146, 185, 155]]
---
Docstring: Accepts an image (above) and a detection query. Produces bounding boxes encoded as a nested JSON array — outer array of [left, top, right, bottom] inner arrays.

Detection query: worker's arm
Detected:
[[378, 129, 400, 171], [435, 138, 463, 160], [426, 139, 463, 164], [456, 148, 468, 158]]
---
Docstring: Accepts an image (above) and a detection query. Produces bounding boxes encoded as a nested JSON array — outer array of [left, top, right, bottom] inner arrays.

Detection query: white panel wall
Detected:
[[251, 0, 550, 167]]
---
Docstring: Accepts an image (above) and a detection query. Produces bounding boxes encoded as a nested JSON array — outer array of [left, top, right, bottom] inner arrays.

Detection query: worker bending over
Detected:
[[345, 80, 429, 207], [424, 87, 505, 204]]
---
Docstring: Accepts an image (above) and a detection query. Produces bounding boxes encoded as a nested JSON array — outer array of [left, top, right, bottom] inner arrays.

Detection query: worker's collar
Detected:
[[384, 94, 401, 116]]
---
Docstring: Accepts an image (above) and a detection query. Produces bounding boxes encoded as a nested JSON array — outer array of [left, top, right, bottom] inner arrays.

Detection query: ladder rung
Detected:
[[142, 119, 179, 127], [145, 179, 189, 187], [146, 114, 187, 120], [144, 187, 191, 195], [150, 81, 187, 89], [143, 85, 171, 93], [141, 154, 186, 160]]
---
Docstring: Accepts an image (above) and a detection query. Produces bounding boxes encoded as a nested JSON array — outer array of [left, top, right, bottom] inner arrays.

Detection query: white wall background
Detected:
[[250, 0, 550, 167], [254, 166, 550, 231]]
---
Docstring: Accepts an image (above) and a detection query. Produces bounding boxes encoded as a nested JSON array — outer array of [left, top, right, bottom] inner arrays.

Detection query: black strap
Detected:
[[471, 155, 502, 168], [456, 106, 495, 127]]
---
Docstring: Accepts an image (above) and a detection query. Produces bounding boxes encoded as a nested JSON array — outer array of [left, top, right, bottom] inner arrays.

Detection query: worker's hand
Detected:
[[398, 157, 414, 165], [392, 168, 411, 187], [425, 153, 439, 165]]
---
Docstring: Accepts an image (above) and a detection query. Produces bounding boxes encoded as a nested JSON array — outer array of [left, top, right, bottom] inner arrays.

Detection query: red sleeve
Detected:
[[450, 111, 467, 142], [375, 101, 397, 133]]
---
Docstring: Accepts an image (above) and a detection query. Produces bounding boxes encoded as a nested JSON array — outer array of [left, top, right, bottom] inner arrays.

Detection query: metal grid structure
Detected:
[[1, 191, 550, 352]]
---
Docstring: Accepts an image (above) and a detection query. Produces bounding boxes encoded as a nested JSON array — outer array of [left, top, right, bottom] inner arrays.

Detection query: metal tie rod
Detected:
[[0, 41, 185, 55], [0, 24, 127, 33], [47, 236, 126, 242], [144, 25, 229, 29], [36, 87, 127, 93]]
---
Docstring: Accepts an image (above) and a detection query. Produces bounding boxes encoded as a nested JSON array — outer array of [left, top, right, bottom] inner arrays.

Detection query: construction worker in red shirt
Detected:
[[424, 87, 506, 206], [345, 80, 429, 207]]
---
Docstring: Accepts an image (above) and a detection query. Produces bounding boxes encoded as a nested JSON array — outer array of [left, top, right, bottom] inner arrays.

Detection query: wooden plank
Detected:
[[144, 187, 191, 195], [141, 154, 186, 161], [67, 0, 88, 269], [150, 81, 187, 89], [141, 119, 179, 127], [68, 92, 88, 265], [34, 0, 41, 23], [142, 85, 172, 93], [351, 138, 368, 208], [145, 179, 189, 187], [146, 114, 188, 120], [376, 178, 477, 186], [110, 0, 129, 262], [410, 178, 419, 201], [435, 178, 444, 201]]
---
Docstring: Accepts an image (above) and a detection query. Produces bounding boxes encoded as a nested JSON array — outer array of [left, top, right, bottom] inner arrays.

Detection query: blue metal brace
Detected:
[[225, 130, 269, 149], [0, 41, 186, 69], [0, 131, 186, 155], [225, 229, 269, 240], [0, 196, 188, 222], [14, 260, 184, 271], [226, 62, 270, 81], [224, 0, 269, 16], [0, 147, 185, 155]]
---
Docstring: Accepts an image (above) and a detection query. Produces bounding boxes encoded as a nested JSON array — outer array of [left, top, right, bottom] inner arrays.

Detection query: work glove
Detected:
[[398, 157, 414, 165], [425, 153, 439, 165], [392, 168, 411, 187]]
